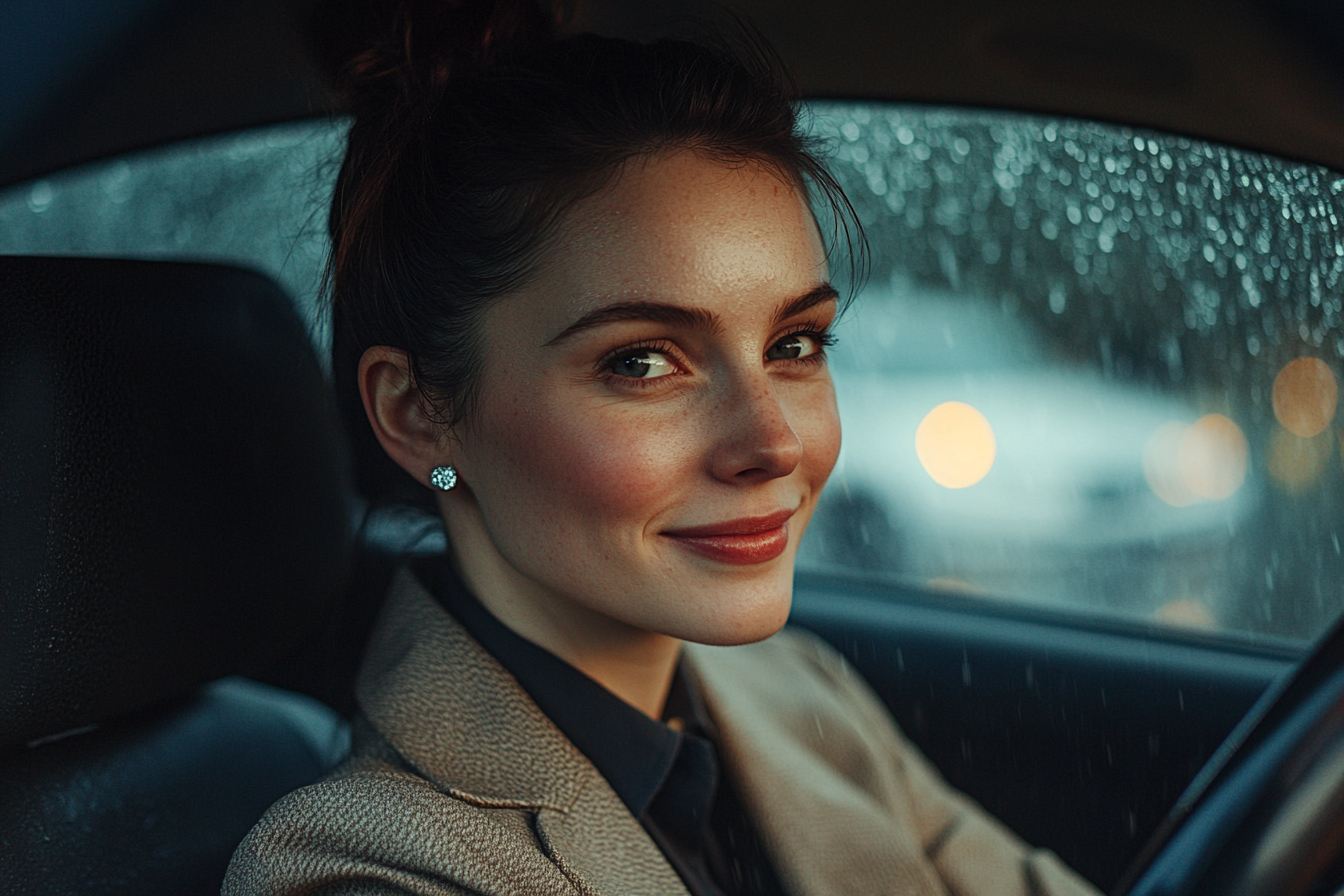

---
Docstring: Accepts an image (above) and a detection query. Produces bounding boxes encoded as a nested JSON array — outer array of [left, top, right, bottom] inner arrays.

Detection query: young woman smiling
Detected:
[[225, 2, 1099, 894]]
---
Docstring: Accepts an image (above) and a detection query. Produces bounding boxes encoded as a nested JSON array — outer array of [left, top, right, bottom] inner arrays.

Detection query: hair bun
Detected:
[[313, 0, 571, 118]]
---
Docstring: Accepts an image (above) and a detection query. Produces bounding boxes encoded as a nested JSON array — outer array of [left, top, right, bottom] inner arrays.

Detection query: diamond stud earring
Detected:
[[429, 465, 458, 491]]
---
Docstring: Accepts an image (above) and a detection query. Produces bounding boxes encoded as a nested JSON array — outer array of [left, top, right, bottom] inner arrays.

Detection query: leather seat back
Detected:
[[0, 256, 354, 895]]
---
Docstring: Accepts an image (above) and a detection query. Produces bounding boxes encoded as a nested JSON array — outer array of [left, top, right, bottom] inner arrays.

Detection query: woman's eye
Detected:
[[766, 333, 821, 361], [609, 350, 676, 379]]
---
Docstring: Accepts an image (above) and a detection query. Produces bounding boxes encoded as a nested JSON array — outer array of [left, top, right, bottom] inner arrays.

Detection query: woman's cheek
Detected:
[[793, 379, 842, 488], [504, 396, 693, 521]]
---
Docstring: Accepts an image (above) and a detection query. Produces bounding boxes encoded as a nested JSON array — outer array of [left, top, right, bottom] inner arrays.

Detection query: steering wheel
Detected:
[[1117, 612, 1344, 896]]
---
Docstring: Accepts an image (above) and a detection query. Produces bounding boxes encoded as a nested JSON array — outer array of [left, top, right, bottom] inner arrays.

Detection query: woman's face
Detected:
[[442, 150, 841, 647]]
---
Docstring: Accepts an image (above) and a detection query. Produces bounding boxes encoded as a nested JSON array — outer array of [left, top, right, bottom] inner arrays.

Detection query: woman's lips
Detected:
[[662, 509, 795, 565]]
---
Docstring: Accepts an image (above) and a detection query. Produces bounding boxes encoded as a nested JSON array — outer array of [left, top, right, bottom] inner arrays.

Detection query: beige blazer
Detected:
[[224, 569, 1100, 896]]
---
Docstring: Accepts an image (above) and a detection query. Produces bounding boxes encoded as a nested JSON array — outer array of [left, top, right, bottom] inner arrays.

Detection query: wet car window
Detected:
[[3, 105, 1342, 644], [0, 122, 344, 352], [805, 103, 1344, 644]]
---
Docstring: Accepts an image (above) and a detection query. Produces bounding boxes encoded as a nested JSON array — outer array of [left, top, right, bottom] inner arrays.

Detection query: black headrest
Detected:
[[0, 257, 353, 748]]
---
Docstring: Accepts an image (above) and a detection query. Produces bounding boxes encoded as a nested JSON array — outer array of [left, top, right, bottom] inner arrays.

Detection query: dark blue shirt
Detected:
[[425, 558, 784, 896]]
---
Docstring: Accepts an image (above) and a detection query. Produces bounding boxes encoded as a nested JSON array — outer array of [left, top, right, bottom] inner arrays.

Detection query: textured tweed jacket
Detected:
[[224, 569, 1100, 896]]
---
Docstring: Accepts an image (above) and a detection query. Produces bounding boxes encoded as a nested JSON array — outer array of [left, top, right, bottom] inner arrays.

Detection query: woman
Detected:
[[226, 2, 1100, 894]]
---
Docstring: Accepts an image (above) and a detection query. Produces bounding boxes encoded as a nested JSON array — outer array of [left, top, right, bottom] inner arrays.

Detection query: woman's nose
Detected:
[[709, 376, 804, 484]]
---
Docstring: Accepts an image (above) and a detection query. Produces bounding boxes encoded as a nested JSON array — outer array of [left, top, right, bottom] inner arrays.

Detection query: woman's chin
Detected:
[[655, 549, 798, 645], [672, 588, 793, 647], [696, 617, 790, 647]]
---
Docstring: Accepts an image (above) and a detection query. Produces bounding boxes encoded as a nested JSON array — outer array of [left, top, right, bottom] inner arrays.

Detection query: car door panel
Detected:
[[790, 570, 1297, 889]]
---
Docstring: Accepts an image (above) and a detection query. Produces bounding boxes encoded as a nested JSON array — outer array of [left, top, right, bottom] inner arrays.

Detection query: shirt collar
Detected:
[[430, 557, 685, 819]]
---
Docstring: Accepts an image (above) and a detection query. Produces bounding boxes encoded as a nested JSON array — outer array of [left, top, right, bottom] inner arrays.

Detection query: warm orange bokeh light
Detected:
[[916, 401, 996, 489], [1269, 426, 1333, 491], [1154, 599, 1218, 629], [1144, 421, 1197, 506], [1273, 357, 1337, 438], [1180, 414, 1249, 501], [1145, 415, 1248, 506]]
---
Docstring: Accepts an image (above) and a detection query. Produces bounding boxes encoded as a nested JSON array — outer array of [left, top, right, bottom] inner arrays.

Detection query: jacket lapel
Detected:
[[357, 568, 689, 896], [686, 634, 951, 896]]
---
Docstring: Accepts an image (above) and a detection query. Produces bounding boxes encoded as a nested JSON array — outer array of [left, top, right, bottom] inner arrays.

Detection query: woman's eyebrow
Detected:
[[544, 302, 720, 345], [773, 283, 839, 322], [543, 283, 838, 347]]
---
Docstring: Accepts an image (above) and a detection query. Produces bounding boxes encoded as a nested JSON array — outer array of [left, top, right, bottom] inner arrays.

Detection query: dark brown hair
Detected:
[[325, 0, 861, 503]]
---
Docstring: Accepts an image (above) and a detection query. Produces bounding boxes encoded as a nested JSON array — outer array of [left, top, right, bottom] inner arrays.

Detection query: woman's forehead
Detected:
[[585, 150, 810, 235], [532, 152, 828, 312]]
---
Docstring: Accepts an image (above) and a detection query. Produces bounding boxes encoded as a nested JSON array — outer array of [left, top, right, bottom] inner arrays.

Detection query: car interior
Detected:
[[3, 1, 1344, 895]]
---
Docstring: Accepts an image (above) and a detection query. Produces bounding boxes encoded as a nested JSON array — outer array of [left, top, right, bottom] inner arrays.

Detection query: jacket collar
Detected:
[[685, 636, 952, 896], [355, 565, 935, 896], [355, 567, 692, 896], [430, 558, 688, 820], [355, 566, 589, 810]]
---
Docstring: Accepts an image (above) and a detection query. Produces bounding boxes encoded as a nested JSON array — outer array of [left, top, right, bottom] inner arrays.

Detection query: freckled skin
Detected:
[[434, 150, 841, 713]]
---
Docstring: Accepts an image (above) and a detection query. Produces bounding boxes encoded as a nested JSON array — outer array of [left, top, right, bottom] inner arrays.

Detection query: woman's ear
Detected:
[[357, 346, 449, 487]]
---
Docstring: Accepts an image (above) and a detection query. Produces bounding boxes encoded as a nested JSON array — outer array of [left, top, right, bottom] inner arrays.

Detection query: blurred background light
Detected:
[[1269, 426, 1334, 491], [1180, 414, 1249, 501], [1153, 598, 1218, 629], [1273, 357, 1337, 438], [1144, 421, 1198, 507], [916, 401, 996, 489], [1145, 415, 1248, 505]]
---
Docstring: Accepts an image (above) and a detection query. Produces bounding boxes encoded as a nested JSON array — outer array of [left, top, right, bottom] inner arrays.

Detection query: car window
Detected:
[[0, 122, 345, 352], [3, 105, 1342, 645], [804, 103, 1344, 645]]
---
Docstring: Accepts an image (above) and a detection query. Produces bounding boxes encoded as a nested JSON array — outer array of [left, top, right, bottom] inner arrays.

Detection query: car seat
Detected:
[[0, 257, 354, 895]]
